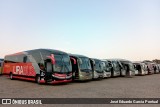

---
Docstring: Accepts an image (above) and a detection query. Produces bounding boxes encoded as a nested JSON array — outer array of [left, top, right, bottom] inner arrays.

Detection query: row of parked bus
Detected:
[[0, 49, 160, 84]]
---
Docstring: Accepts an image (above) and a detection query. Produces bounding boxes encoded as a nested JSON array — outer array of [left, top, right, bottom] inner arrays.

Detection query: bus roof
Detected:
[[25, 49, 68, 55], [105, 58, 129, 61], [5, 48, 68, 56], [69, 54, 89, 58], [91, 58, 102, 62], [108, 58, 128, 61], [142, 60, 153, 63], [133, 61, 143, 63]]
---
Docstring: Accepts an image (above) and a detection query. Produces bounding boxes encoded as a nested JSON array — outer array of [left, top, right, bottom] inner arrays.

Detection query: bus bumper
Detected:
[[39, 79, 72, 84]]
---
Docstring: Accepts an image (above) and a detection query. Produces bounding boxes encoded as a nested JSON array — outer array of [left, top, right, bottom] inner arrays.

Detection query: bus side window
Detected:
[[23, 56, 27, 63]]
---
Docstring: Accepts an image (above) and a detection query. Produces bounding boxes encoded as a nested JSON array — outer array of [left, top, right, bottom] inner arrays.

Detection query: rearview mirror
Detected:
[[47, 54, 56, 64], [70, 57, 76, 64], [92, 60, 95, 65]]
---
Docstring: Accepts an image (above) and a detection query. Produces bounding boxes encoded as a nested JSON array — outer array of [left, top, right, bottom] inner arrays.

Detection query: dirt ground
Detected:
[[0, 74, 160, 107]]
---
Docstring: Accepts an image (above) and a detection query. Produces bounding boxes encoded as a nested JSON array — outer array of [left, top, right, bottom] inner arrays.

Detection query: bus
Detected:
[[142, 60, 154, 74], [90, 58, 104, 79], [0, 59, 4, 75], [116, 60, 127, 77], [105, 59, 121, 77], [69, 54, 92, 81], [101, 60, 112, 78], [3, 49, 72, 84], [118, 59, 135, 77], [133, 62, 147, 75], [151, 63, 159, 74], [158, 64, 160, 72]]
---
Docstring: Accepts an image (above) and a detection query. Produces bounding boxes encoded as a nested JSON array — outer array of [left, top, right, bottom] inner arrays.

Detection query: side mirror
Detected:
[[118, 62, 123, 69], [92, 60, 95, 66], [110, 63, 113, 67], [70, 57, 76, 64], [78, 58, 82, 65], [108, 62, 113, 67], [47, 54, 56, 64]]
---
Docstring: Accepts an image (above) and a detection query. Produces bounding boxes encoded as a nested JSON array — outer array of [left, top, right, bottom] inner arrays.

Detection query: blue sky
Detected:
[[0, 0, 160, 61]]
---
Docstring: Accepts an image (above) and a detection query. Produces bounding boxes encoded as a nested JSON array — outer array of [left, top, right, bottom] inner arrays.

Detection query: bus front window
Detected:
[[63, 55, 72, 72], [53, 54, 72, 73], [95, 60, 103, 72], [129, 63, 135, 71], [79, 57, 91, 71], [102, 62, 107, 71], [54, 55, 63, 72]]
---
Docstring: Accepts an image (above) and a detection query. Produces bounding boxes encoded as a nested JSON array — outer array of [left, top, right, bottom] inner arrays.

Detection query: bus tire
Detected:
[[35, 75, 41, 84], [10, 73, 14, 80]]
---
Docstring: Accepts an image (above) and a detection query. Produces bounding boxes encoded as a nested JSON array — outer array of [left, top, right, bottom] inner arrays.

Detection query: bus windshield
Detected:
[[79, 57, 91, 71], [102, 62, 107, 70], [54, 54, 72, 73], [95, 60, 103, 72], [129, 63, 135, 71], [63, 55, 72, 71]]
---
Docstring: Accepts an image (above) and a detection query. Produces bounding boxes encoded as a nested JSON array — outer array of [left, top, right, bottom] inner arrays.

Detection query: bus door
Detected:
[[113, 61, 120, 76], [70, 57, 78, 80], [90, 59, 95, 78], [45, 60, 53, 82]]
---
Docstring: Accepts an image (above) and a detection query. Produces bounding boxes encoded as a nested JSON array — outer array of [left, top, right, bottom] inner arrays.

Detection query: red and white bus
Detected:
[[3, 49, 72, 84]]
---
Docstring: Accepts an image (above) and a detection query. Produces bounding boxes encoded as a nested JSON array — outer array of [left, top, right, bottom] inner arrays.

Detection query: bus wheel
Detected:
[[35, 75, 41, 84], [10, 73, 14, 80]]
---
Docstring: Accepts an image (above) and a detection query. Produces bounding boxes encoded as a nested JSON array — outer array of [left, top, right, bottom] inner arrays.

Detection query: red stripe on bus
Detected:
[[12, 76, 35, 81]]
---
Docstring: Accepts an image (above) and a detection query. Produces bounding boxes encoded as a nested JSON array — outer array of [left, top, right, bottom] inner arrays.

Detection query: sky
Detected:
[[0, 0, 160, 61]]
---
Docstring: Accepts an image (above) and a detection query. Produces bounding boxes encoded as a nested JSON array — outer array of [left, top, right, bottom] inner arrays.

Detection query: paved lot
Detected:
[[0, 74, 160, 107]]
